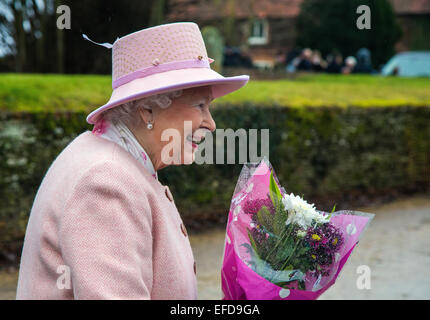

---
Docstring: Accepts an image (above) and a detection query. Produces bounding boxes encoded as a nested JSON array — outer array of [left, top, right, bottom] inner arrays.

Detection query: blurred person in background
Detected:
[[223, 46, 241, 67], [326, 51, 343, 74], [285, 47, 302, 73], [223, 45, 253, 68], [285, 47, 302, 65], [274, 49, 287, 71], [342, 56, 357, 74], [354, 48, 374, 74], [311, 50, 327, 72], [297, 48, 314, 71]]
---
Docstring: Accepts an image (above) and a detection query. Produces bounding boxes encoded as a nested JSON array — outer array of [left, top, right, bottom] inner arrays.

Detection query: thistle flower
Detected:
[[242, 196, 275, 218], [92, 119, 110, 136]]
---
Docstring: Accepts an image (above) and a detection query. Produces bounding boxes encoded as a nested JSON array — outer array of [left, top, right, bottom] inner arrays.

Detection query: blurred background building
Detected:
[[0, 0, 429, 74], [166, 0, 430, 70]]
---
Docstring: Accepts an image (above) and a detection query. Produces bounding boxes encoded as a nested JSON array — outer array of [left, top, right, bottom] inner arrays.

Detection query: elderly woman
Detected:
[[16, 22, 249, 299]]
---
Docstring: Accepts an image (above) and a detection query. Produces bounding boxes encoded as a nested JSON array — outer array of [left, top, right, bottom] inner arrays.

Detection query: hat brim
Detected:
[[86, 68, 250, 124]]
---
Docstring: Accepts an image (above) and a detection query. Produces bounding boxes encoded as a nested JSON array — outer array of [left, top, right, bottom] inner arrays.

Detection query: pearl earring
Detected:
[[147, 121, 153, 130]]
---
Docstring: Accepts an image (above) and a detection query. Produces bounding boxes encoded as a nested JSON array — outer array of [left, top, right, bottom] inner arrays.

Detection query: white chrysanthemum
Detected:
[[282, 193, 329, 228]]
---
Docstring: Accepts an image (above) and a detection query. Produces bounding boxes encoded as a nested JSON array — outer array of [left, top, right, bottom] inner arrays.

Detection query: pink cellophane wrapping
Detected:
[[221, 158, 374, 300]]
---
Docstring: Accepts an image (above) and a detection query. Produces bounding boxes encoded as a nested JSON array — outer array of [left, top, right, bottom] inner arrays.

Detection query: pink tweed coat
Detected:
[[16, 130, 198, 299]]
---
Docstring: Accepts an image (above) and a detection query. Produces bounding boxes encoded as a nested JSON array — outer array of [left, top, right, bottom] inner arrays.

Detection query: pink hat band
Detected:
[[86, 22, 250, 125], [112, 57, 214, 89]]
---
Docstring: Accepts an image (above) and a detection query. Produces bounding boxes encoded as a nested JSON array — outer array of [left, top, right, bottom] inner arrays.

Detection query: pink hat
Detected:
[[85, 22, 250, 124]]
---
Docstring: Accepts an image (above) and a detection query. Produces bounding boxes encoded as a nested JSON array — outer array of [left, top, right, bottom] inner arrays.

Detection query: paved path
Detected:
[[189, 196, 430, 300], [2, 196, 429, 300]]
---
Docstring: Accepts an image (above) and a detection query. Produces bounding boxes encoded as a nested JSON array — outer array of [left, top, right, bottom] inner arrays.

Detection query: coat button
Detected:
[[193, 261, 196, 275], [165, 186, 173, 202], [180, 222, 188, 237]]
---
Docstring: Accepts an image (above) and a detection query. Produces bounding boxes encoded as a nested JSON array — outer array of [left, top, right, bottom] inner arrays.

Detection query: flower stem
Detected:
[[280, 238, 303, 271], [265, 221, 294, 262]]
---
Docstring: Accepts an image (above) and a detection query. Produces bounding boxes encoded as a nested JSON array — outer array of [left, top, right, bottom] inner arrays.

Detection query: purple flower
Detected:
[[305, 222, 344, 278]]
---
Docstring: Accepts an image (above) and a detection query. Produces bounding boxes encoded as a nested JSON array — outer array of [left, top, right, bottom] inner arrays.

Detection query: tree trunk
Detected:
[[31, 0, 47, 72], [149, 0, 165, 27], [12, 1, 27, 72], [55, 0, 64, 73]]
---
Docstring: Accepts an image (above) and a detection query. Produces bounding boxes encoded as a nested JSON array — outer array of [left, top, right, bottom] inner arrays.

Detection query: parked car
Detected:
[[381, 51, 430, 77]]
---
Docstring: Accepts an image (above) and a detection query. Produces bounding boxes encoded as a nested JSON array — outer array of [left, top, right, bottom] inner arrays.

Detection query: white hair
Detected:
[[101, 89, 184, 128]]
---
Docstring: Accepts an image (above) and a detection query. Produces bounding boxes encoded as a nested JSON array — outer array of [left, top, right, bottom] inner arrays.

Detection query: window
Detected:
[[248, 19, 268, 45]]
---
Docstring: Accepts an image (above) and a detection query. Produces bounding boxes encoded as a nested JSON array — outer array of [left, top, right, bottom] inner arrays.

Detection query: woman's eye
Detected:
[[198, 103, 205, 108]]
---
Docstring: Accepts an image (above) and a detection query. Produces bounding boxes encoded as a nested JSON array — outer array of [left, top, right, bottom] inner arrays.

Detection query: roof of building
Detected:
[[390, 0, 430, 14], [166, 0, 303, 20], [166, 0, 430, 20]]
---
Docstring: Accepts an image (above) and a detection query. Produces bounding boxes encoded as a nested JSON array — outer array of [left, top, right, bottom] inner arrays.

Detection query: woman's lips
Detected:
[[186, 134, 201, 149], [185, 138, 198, 149]]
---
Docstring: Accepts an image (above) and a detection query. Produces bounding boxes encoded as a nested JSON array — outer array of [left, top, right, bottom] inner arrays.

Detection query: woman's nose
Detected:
[[204, 109, 216, 132]]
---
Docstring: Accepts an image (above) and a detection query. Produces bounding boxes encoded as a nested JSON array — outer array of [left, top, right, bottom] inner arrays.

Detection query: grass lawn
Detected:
[[1, 73, 430, 113]]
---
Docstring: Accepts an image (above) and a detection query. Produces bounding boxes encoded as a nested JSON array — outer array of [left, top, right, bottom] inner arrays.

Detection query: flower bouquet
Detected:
[[221, 157, 374, 300]]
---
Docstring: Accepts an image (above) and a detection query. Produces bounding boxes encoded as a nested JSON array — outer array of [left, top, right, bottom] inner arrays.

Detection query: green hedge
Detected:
[[1, 105, 430, 257]]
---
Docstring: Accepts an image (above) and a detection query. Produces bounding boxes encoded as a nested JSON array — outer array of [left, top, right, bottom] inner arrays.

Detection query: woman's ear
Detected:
[[139, 107, 153, 126]]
